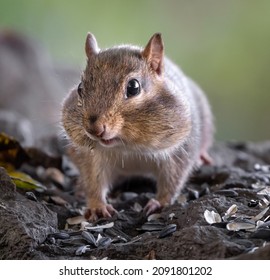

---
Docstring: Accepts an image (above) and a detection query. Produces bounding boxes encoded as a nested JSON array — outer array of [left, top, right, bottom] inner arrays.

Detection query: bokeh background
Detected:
[[0, 0, 269, 141]]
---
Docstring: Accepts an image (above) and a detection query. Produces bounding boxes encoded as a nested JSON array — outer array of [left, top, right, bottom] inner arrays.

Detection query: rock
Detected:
[[0, 168, 57, 259], [232, 243, 270, 260], [0, 167, 16, 200]]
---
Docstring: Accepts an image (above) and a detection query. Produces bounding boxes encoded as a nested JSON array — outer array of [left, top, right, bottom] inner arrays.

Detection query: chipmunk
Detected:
[[62, 32, 214, 221]]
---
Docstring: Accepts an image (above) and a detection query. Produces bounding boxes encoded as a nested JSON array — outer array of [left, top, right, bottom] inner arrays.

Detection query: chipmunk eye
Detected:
[[126, 79, 140, 98], [77, 82, 83, 107], [77, 82, 83, 97]]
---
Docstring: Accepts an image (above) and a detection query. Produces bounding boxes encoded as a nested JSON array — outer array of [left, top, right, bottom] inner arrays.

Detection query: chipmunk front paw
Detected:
[[144, 198, 163, 216], [84, 203, 117, 221]]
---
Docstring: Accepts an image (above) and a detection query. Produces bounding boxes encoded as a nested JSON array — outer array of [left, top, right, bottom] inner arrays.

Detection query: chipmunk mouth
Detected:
[[84, 129, 122, 148], [99, 137, 121, 147]]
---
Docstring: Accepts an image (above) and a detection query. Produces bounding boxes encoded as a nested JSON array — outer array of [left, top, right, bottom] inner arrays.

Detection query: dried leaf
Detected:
[[0, 132, 29, 170], [9, 171, 46, 191]]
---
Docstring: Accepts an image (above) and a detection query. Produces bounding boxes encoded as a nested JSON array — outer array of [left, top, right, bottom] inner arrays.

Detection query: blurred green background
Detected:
[[0, 0, 269, 141]]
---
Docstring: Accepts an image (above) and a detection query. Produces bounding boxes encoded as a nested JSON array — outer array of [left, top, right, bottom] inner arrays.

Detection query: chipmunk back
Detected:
[[62, 33, 214, 220]]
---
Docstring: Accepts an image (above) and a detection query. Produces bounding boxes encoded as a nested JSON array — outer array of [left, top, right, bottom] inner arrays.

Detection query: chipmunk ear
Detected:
[[142, 33, 164, 75], [85, 32, 99, 58]]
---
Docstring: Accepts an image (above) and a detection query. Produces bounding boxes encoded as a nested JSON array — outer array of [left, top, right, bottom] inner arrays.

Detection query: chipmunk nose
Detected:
[[89, 125, 105, 138], [95, 125, 105, 138], [88, 115, 106, 138]]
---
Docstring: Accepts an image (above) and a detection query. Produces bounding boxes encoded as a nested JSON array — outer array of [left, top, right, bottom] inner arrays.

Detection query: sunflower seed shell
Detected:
[[75, 245, 91, 256], [81, 231, 97, 246], [204, 209, 222, 224], [158, 224, 177, 238], [226, 222, 256, 231]]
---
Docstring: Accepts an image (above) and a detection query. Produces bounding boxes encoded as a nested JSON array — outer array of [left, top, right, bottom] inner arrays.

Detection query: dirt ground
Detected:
[[1, 139, 270, 260]]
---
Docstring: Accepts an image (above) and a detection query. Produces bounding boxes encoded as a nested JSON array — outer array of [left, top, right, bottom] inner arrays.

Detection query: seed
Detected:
[[158, 224, 177, 238], [49, 232, 70, 240], [48, 237, 56, 244], [80, 221, 92, 231], [105, 227, 131, 242], [257, 187, 270, 196], [139, 221, 166, 231], [97, 237, 112, 247], [121, 192, 138, 201], [204, 209, 222, 224], [223, 204, 238, 220], [248, 200, 259, 207], [261, 165, 270, 173], [75, 245, 91, 256], [124, 236, 142, 245], [25, 192, 37, 202], [226, 221, 256, 231], [168, 213, 176, 220], [251, 182, 267, 189], [264, 215, 270, 222], [251, 207, 269, 221], [256, 220, 265, 228], [84, 222, 114, 231], [257, 220, 270, 229], [254, 163, 261, 171], [60, 236, 86, 246], [81, 231, 97, 246], [147, 213, 162, 222], [67, 215, 87, 225], [133, 202, 143, 212]]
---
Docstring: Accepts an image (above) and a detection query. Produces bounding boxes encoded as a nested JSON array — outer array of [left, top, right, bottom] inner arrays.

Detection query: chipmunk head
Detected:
[[62, 33, 191, 153]]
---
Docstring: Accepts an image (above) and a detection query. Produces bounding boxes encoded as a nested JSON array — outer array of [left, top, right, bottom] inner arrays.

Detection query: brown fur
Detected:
[[61, 33, 214, 220]]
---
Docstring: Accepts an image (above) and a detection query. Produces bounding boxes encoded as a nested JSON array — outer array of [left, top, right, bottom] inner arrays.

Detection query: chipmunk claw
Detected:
[[84, 203, 117, 222], [144, 198, 162, 216]]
